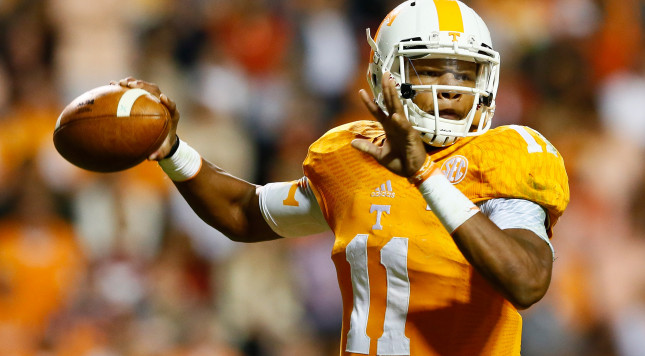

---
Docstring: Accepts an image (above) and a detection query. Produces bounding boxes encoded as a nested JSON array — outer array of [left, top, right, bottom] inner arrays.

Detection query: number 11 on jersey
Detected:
[[346, 234, 411, 355]]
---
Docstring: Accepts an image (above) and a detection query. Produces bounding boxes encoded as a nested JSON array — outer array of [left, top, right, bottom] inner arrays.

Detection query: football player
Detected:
[[118, 0, 569, 354]]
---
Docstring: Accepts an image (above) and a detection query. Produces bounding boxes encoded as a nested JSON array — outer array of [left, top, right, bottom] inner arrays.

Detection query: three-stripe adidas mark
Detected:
[[371, 180, 395, 198]]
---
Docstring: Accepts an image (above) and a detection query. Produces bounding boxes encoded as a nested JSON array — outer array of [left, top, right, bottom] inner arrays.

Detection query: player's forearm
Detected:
[[452, 214, 552, 309], [173, 159, 282, 243]]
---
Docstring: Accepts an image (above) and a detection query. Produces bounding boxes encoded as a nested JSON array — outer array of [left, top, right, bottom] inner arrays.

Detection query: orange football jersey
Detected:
[[302, 121, 569, 356]]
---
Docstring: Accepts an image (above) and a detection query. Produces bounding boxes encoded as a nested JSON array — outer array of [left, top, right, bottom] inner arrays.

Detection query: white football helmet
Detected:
[[367, 0, 500, 147]]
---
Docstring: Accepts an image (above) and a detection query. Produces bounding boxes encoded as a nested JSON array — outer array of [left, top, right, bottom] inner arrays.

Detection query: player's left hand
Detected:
[[352, 72, 427, 177]]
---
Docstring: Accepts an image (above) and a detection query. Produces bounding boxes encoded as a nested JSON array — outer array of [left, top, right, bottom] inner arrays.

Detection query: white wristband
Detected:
[[158, 139, 202, 182], [418, 173, 479, 233]]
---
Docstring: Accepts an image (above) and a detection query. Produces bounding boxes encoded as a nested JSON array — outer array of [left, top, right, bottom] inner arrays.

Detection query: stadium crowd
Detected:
[[0, 0, 644, 355]]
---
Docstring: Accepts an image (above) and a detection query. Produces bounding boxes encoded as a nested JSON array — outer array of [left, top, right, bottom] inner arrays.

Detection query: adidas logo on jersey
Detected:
[[372, 180, 395, 198]]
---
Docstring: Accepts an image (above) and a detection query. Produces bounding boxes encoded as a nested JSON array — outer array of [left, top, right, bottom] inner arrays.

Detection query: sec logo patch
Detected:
[[441, 155, 468, 184]]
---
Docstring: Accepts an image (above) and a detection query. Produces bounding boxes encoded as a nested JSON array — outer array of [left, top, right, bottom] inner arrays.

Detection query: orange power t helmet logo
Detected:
[[370, 7, 402, 64], [448, 32, 461, 42], [383, 7, 401, 27]]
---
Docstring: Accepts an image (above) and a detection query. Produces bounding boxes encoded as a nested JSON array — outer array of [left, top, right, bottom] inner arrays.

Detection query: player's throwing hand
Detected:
[[112, 77, 180, 160]]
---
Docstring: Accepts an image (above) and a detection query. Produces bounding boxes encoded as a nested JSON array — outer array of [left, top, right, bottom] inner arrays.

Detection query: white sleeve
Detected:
[[257, 177, 330, 238], [477, 198, 555, 259]]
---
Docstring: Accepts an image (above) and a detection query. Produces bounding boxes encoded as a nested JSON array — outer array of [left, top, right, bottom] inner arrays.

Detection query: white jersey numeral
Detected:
[[346, 234, 372, 353], [510, 125, 558, 157], [345, 234, 411, 355], [378, 237, 411, 355]]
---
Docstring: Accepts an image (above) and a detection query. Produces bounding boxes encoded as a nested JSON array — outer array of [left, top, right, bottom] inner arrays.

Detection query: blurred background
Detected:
[[0, 0, 644, 355]]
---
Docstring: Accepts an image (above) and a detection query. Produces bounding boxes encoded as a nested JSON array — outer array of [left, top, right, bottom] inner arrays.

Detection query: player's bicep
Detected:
[[258, 177, 330, 238]]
